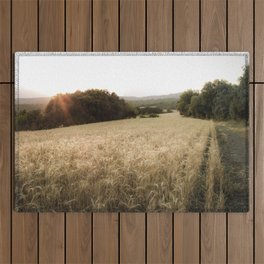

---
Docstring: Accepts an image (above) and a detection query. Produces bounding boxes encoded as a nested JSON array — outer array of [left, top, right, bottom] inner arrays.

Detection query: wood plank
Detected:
[[201, 0, 226, 51], [66, 214, 91, 264], [39, 214, 65, 264], [147, 1, 173, 262], [147, 213, 172, 263], [228, 0, 253, 80], [120, 213, 145, 264], [255, 0, 264, 81], [228, 1, 253, 263], [147, 0, 172, 51], [174, 0, 199, 51], [120, 0, 145, 51], [119, 1, 145, 263], [201, 214, 226, 263], [93, 0, 118, 51], [12, 214, 38, 264], [39, 0, 65, 51], [93, 213, 119, 264], [255, 84, 264, 263], [65, 1, 92, 262], [174, 1, 199, 263], [92, 1, 119, 263], [201, 0, 226, 263], [0, 0, 10, 81], [39, 1, 65, 263], [66, 0, 92, 51], [12, 1, 38, 262], [0, 84, 11, 264], [12, 0, 38, 52], [255, 2, 264, 260], [174, 214, 199, 264]]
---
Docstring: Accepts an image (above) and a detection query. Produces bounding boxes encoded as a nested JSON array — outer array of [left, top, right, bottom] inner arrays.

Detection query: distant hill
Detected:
[[122, 93, 181, 101], [16, 97, 50, 105], [15, 93, 181, 112], [123, 93, 181, 110], [15, 97, 50, 112]]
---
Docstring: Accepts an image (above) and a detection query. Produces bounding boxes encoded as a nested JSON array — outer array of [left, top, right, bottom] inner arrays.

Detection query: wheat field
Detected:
[[15, 112, 226, 212]]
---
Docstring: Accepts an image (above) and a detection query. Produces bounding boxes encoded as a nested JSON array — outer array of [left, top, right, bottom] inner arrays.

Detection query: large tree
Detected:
[[44, 89, 136, 128], [176, 90, 199, 116], [229, 66, 249, 120], [211, 80, 233, 120], [176, 66, 249, 121]]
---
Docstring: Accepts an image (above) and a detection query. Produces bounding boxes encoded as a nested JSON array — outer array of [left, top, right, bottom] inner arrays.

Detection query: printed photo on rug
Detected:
[[14, 52, 249, 212]]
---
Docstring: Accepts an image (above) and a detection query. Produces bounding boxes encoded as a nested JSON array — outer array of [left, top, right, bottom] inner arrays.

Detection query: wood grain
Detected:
[[39, 1, 65, 263], [201, 0, 226, 51], [174, 0, 199, 51], [66, 0, 92, 51], [174, 1, 199, 263], [119, 1, 145, 263], [201, 0, 226, 263], [147, 0, 173, 51], [255, 5, 264, 259], [93, 213, 119, 264], [12, 1, 38, 262], [228, 0, 253, 80], [147, 213, 172, 263], [92, 1, 119, 263], [228, 1, 254, 263], [66, 214, 91, 263], [39, 0, 65, 51], [93, 0, 118, 51], [255, 0, 264, 81], [120, 0, 145, 51], [120, 213, 145, 264], [12, 0, 38, 52], [0, 85, 11, 264], [174, 214, 199, 264], [201, 214, 226, 263], [12, 214, 38, 264], [65, 2, 92, 262], [0, 0, 10, 81], [39, 214, 65, 264], [255, 84, 264, 264]]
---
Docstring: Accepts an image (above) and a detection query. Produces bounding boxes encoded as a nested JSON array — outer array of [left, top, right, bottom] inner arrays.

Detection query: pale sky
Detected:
[[16, 52, 248, 98]]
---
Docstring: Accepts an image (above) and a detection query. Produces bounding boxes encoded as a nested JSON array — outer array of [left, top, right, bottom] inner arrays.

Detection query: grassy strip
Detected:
[[215, 121, 249, 212], [205, 123, 225, 211]]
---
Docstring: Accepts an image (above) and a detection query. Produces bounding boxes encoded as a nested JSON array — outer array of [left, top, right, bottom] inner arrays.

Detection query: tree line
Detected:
[[176, 66, 249, 121], [16, 66, 248, 131], [16, 89, 136, 131]]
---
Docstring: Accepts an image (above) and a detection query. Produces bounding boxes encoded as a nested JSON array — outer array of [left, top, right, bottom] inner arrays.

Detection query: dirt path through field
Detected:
[[215, 121, 249, 212]]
